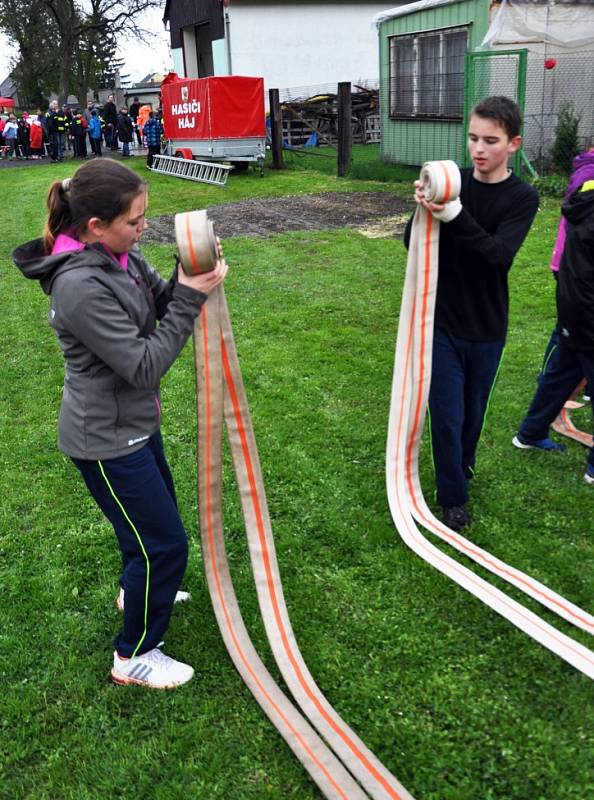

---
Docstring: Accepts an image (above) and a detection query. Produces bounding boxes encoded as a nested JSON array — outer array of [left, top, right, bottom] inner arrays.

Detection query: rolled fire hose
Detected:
[[177, 209, 414, 800], [386, 161, 594, 679]]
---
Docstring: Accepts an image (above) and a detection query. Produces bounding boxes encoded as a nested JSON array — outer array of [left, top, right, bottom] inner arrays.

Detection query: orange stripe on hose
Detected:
[[221, 336, 404, 800], [185, 215, 202, 273], [438, 162, 452, 203], [201, 309, 351, 800]]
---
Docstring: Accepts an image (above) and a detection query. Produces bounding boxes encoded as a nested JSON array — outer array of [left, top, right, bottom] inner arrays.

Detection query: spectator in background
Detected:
[[82, 102, 94, 126], [137, 104, 152, 144], [128, 96, 142, 148], [63, 105, 74, 151], [103, 94, 118, 150], [29, 113, 44, 159], [17, 113, 31, 159], [45, 100, 60, 162], [2, 113, 18, 158], [71, 109, 88, 159], [88, 109, 103, 157], [143, 111, 162, 168], [117, 107, 134, 157]]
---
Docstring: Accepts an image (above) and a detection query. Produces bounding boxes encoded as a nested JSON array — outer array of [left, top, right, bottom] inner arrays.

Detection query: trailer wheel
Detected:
[[230, 161, 249, 172], [174, 148, 194, 160]]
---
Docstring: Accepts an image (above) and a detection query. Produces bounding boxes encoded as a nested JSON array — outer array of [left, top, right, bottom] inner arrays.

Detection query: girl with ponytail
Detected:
[[13, 158, 228, 688]]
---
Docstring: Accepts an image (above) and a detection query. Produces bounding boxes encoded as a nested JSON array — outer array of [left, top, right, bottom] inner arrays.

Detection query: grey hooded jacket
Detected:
[[13, 239, 207, 460]]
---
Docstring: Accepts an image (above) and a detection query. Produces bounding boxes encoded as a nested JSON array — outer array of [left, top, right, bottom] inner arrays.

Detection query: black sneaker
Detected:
[[442, 505, 470, 532]]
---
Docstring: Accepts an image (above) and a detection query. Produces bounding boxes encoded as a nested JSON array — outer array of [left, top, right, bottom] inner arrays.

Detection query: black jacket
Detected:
[[557, 188, 594, 351], [117, 111, 134, 142]]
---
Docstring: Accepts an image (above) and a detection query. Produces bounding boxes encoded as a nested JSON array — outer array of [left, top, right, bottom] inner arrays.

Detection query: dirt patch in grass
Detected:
[[143, 191, 413, 243]]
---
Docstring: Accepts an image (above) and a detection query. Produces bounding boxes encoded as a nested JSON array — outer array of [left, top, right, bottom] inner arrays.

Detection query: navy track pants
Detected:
[[429, 328, 504, 508], [72, 431, 188, 658], [518, 334, 594, 470]]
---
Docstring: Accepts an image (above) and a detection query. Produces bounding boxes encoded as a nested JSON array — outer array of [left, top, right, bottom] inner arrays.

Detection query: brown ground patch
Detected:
[[143, 191, 413, 243]]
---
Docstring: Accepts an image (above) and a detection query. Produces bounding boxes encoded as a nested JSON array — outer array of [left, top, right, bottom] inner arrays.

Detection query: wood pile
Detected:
[[281, 85, 380, 147]]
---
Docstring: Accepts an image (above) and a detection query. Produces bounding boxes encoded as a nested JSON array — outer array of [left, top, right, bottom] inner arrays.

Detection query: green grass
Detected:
[[1, 158, 593, 800]]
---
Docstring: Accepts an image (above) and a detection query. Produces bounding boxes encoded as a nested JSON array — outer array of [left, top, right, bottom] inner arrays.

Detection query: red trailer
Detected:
[[161, 73, 267, 173]]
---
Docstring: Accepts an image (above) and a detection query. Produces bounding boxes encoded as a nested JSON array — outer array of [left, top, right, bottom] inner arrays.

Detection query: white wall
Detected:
[[227, 3, 389, 91]]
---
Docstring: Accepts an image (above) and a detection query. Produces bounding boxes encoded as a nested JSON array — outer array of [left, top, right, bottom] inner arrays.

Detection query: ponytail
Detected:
[[43, 179, 73, 253], [42, 159, 147, 254]]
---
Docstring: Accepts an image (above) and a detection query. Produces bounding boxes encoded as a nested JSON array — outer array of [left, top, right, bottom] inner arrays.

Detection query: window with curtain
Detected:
[[389, 27, 468, 119]]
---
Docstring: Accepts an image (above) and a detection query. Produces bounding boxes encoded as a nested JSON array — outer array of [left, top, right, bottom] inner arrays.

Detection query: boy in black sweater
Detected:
[[405, 96, 539, 531]]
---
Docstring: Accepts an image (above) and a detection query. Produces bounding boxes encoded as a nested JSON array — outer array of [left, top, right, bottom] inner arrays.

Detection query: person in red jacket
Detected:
[[29, 114, 44, 158]]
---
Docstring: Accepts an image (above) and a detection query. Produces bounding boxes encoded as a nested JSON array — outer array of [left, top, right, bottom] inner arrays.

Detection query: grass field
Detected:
[[1, 157, 593, 800]]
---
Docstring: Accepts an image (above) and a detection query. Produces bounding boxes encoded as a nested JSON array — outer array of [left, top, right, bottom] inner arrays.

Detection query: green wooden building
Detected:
[[376, 0, 492, 166], [376, 0, 594, 169]]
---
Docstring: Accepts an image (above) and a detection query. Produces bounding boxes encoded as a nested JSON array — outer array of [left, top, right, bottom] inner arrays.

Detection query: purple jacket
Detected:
[[551, 149, 594, 271]]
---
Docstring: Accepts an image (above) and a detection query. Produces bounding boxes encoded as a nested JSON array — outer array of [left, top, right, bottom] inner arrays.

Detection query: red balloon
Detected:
[[544, 58, 557, 70]]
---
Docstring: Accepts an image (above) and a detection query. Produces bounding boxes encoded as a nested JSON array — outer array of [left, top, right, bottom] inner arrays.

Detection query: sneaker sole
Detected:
[[111, 668, 194, 689], [584, 473, 594, 485], [512, 435, 534, 449]]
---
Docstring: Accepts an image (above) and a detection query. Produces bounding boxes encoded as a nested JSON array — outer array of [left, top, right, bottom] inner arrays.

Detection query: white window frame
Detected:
[[389, 26, 468, 120]]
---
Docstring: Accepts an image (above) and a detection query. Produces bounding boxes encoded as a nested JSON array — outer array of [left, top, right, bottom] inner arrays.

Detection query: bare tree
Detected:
[[1, 0, 162, 105]]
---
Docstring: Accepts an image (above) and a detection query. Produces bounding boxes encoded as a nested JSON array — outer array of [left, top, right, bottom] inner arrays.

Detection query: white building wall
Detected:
[[227, 3, 389, 91]]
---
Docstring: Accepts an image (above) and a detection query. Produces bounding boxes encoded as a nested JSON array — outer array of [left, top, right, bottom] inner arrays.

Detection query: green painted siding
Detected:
[[379, 0, 491, 166]]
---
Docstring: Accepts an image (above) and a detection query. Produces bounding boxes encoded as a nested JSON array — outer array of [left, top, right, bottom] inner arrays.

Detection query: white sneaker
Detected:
[[116, 588, 191, 611], [111, 647, 194, 688]]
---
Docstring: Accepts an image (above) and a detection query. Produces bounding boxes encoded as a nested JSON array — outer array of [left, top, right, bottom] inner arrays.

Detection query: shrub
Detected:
[[550, 103, 580, 174]]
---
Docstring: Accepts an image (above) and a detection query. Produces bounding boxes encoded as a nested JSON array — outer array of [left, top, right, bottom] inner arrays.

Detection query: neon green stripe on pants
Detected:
[[98, 460, 150, 658]]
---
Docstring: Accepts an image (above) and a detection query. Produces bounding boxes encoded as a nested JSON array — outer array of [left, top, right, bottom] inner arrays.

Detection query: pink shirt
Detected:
[[51, 233, 129, 271]]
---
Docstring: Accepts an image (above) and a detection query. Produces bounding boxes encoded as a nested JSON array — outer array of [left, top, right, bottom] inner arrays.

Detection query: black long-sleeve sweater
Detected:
[[404, 168, 539, 341]]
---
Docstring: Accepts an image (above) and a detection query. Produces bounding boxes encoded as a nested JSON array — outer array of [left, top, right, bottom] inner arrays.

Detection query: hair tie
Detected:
[[61, 178, 71, 192]]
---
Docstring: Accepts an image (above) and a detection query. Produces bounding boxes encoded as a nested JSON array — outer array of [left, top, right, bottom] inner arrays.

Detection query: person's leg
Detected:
[[72, 436, 188, 659], [577, 352, 594, 478], [517, 339, 581, 443], [429, 329, 468, 509], [96, 138, 102, 157], [461, 339, 505, 479]]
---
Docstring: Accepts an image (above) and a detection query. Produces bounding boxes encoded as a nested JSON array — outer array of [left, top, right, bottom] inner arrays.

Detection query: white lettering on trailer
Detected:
[[179, 116, 196, 129], [170, 101, 201, 115]]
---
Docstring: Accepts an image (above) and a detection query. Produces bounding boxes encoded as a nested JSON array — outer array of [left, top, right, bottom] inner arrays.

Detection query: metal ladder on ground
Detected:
[[149, 154, 233, 186]]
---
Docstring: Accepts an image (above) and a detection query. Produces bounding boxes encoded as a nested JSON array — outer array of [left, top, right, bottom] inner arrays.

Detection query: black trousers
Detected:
[[72, 431, 188, 658], [429, 328, 504, 508], [519, 332, 594, 469]]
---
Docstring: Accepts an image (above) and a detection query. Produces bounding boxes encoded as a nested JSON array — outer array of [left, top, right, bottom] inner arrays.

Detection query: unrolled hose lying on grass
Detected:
[[178, 208, 413, 800]]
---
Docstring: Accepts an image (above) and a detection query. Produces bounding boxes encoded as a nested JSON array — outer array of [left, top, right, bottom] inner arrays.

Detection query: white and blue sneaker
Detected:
[[512, 433, 565, 452], [584, 465, 594, 485], [111, 647, 194, 689]]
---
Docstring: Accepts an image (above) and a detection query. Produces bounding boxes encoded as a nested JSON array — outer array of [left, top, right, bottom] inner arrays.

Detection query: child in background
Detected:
[[513, 179, 594, 483], [17, 113, 30, 159], [87, 109, 103, 157], [2, 113, 19, 158], [29, 114, 44, 158], [143, 111, 162, 168]]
